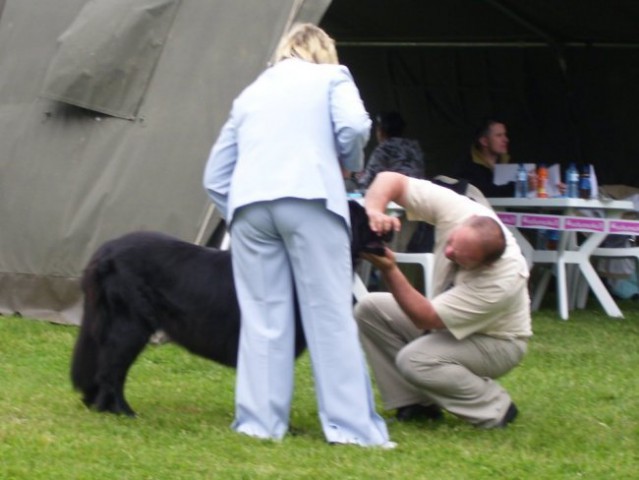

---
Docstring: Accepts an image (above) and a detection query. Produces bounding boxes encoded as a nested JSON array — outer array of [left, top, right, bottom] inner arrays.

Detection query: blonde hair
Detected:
[[273, 23, 338, 65]]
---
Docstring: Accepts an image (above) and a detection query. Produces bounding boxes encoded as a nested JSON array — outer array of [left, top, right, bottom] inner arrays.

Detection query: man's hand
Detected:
[[362, 246, 447, 331], [361, 246, 397, 273], [366, 211, 402, 236]]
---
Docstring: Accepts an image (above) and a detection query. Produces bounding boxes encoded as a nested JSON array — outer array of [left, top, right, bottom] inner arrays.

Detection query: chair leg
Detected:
[[531, 267, 552, 311], [394, 253, 434, 298], [575, 271, 591, 309]]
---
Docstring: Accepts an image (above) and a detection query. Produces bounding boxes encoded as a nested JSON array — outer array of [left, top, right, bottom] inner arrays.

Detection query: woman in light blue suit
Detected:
[[203, 23, 392, 447]]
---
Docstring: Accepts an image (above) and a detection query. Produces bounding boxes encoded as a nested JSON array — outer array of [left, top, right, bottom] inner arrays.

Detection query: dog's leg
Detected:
[[93, 319, 151, 416]]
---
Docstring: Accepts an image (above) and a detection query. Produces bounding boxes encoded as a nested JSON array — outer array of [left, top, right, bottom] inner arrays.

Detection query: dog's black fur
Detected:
[[71, 201, 391, 416]]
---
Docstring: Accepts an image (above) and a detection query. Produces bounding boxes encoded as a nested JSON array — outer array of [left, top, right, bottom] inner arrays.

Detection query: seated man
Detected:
[[355, 172, 532, 428], [456, 118, 517, 197]]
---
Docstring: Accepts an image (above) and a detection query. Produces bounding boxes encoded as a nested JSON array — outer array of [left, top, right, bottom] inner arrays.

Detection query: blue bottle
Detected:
[[565, 163, 579, 198], [515, 164, 528, 198], [545, 229, 559, 250], [579, 165, 592, 199]]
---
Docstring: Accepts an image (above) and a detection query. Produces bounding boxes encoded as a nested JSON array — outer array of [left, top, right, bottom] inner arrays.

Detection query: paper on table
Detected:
[[589, 164, 599, 199], [493, 163, 536, 185], [546, 164, 561, 198]]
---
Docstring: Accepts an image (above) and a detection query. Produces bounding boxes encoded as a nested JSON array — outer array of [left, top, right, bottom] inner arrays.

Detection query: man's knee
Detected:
[[353, 292, 386, 330], [395, 346, 450, 391], [353, 294, 370, 324]]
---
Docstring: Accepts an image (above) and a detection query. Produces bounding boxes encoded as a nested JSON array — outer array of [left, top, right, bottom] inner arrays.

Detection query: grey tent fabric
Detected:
[[0, 0, 330, 324], [41, 0, 182, 120]]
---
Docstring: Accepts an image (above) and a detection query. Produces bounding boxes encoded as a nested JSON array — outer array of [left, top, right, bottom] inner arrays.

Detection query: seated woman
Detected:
[[356, 111, 425, 189]]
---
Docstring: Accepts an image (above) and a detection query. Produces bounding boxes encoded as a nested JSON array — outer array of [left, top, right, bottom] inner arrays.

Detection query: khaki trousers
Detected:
[[354, 292, 528, 428]]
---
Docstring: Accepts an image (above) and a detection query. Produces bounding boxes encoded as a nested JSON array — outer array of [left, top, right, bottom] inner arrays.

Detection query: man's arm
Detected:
[[364, 172, 410, 235], [362, 248, 446, 331]]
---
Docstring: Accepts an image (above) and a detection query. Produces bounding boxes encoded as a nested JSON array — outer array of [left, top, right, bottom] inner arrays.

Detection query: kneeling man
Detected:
[[356, 172, 531, 428]]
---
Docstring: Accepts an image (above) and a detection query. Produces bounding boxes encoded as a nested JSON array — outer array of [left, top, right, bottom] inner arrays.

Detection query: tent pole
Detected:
[[482, 0, 559, 48], [482, 0, 569, 72], [194, 203, 216, 246]]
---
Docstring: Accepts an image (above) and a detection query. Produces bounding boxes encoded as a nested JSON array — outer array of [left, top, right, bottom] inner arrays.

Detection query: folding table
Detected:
[[488, 197, 636, 319]]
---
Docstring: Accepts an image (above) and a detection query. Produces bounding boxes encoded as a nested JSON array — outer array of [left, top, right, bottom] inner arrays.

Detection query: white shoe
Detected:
[[378, 441, 398, 450], [330, 440, 398, 449]]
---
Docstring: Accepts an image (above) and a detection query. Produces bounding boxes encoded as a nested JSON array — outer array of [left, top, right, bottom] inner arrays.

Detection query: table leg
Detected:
[[573, 232, 624, 318], [555, 257, 569, 320], [531, 267, 552, 311], [507, 227, 534, 269], [578, 261, 624, 318]]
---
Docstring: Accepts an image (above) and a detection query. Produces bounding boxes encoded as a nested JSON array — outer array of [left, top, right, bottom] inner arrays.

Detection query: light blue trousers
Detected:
[[230, 198, 389, 445]]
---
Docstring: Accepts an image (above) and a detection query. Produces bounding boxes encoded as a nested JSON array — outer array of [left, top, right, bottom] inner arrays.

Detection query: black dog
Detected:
[[70, 201, 391, 416]]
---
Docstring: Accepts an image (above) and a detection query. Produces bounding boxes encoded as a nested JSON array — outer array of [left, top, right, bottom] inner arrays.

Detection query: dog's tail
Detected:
[[70, 255, 110, 403]]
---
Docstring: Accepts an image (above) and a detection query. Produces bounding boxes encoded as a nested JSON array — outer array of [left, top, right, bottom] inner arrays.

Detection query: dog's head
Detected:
[[348, 200, 394, 259]]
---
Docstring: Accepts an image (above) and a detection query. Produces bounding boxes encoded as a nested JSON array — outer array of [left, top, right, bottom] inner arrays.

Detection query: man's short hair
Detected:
[[466, 215, 507, 264], [472, 118, 505, 148]]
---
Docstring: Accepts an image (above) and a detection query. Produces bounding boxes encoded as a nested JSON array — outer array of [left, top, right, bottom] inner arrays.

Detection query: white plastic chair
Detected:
[[591, 246, 639, 270], [394, 252, 435, 298], [573, 245, 639, 308]]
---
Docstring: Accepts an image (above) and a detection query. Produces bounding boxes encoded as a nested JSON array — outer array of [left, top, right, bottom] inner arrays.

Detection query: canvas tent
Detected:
[[0, 0, 330, 324], [2, 0, 639, 325]]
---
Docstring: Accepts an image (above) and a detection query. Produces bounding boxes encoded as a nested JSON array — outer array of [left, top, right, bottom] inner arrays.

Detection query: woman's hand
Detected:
[[527, 171, 538, 193], [556, 181, 566, 195]]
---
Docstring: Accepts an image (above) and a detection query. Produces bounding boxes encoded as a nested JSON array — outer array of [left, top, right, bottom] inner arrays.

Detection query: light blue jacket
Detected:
[[203, 58, 371, 228]]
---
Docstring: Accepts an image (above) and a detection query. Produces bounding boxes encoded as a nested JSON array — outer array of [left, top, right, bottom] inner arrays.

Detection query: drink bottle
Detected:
[[579, 165, 592, 199], [537, 164, 548, 198], [545, 230, 559, 250], [565, 163, 579, 198], [515, 164, 528, 198]]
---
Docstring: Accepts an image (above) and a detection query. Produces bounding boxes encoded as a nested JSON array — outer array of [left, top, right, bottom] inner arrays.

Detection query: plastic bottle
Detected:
[[545, 230, 559, 250], [537, 164, 548, 198], [565, 163, 579, 198], [515, 163, 528, 198], [579, 164, 592, 199]]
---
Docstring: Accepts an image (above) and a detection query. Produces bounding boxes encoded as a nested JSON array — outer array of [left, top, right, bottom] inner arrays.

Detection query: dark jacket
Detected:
[[357, 137, 425, 188], [457, 157, 514, 198]]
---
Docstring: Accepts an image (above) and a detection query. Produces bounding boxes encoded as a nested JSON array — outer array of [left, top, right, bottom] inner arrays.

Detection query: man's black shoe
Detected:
[[498, 402, 518, 428], [395, 404, 443, 422]]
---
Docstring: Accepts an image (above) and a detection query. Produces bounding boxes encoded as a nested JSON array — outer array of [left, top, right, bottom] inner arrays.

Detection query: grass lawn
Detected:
[[1, 301, 638, 479]]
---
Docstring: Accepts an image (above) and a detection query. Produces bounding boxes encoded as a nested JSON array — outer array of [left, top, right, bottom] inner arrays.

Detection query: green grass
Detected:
[[1, 304, 638, 479]]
